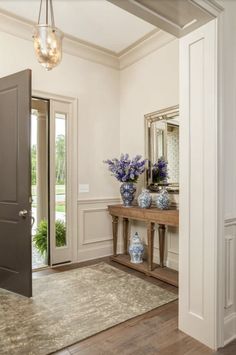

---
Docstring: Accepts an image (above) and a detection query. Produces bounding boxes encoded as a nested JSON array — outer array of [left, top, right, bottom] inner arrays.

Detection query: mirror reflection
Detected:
[[145, 105, 179, 192]]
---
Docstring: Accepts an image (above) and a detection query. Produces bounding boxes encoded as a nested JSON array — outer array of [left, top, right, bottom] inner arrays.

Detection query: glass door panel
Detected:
[[50, 100, 72, 265], [31, 98, 49, 270], [55, 113, 67, 248]]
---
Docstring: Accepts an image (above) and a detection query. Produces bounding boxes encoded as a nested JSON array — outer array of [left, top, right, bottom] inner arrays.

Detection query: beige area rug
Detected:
[[0, 262, 177, 355]]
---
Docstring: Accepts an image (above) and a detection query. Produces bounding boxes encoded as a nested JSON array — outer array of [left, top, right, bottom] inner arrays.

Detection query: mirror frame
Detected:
[[144, 104, 179, 191]]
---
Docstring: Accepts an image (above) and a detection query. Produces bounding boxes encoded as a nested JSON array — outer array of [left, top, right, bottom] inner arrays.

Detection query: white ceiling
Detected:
[[0, 0, 156, 53]]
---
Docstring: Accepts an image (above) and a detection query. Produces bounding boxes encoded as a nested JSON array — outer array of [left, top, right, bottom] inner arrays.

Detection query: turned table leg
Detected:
[[158, 224, 166, 268], [112, 215, 119, 256], [147, 222, 155, 271], [123, 218, 129, 254]]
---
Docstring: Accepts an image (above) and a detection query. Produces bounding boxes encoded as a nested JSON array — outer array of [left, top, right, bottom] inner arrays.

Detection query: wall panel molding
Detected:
[[224, 217, 236, 344], [77, 198, 121, 262], [82, 208, 113, 245], [224, 236, 234, 309], [224, 313, 236, 346]]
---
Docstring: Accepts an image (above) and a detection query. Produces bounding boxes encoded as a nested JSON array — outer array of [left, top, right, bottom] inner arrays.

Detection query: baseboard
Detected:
[[77, 244, 123, 263], [153, 248, 179, 271], [166, 258, 179, 271], [224, 312, 236, 345]]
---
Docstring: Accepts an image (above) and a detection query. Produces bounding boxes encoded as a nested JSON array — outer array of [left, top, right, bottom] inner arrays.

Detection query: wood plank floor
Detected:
[[33, 257, 235, 355]]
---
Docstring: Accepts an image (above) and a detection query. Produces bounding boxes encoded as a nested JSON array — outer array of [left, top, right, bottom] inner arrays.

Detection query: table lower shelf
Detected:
[[110, 254, 178, 287]]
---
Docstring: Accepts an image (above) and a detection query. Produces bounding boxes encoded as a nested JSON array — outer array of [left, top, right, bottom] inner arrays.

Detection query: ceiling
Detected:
[[0, 0, 156, 54]]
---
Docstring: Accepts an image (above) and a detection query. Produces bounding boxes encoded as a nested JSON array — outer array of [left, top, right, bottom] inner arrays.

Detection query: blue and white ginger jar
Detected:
[[120, 182, 136, 207], [156, 186, 170, 210], [138, 188, 152, 208], [129, 232, 144, 264]]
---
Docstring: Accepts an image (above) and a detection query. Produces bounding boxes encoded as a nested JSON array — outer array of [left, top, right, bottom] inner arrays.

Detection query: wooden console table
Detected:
[[108, 204, 179, 287]]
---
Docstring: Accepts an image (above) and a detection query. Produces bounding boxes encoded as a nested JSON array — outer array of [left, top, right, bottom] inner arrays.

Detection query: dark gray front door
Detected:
[[0, 70, 32, 297]]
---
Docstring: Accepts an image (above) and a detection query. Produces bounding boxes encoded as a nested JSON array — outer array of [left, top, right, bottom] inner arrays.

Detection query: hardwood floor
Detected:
[[33, 258, 235, 355]]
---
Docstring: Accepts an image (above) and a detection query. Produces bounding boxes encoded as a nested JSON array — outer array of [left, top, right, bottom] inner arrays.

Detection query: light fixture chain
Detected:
[[46, 0, 48, 25], [50, 0, 55, 28], [37, 0, 43, 25]]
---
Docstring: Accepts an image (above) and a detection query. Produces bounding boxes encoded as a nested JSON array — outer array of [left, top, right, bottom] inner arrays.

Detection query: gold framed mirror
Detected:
[[145, 105, 179, 192]]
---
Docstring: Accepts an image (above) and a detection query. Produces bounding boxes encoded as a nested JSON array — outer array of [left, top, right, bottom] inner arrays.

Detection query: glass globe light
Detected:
[[33, 0, 63, 71], [33, 25, 63, 71]]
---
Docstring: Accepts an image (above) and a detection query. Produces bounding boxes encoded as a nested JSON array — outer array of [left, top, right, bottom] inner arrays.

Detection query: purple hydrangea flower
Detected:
[[104, 154, 147, 183], [152, 157, 168, 184]]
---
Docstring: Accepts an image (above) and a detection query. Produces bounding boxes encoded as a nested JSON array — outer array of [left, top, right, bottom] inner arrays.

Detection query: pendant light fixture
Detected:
[[33, 0, 63, 71]]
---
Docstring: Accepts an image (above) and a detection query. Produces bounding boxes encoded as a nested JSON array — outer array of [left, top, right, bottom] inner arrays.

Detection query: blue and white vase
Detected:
[[138, 188, 152, 208], [129, 232, 144, 264], [120, 182, 136, 207], [155, 186, 170, 210]]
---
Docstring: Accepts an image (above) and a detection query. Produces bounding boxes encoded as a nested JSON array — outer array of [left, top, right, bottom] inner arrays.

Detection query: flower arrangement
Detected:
[[104, 153, 146, 183], [152, 157, 168, 184]]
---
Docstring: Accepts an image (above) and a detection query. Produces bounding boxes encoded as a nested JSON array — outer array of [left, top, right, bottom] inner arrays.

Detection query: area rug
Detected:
[[0, 262, 177, 355]]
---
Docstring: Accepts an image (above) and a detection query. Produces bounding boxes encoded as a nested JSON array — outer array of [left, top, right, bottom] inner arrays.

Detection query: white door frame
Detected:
[[33, 90, 78, 265]]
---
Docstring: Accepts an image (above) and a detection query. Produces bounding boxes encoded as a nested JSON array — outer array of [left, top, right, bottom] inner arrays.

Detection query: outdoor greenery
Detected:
[[31, 145, 37, 185], [31, 134, 66, 185], [56, 134, 66, 184], [33, 219, 66, 256]]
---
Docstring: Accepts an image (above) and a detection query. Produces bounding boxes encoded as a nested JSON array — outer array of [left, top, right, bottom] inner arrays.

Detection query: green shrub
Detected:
[[33, 219, 66, 256]]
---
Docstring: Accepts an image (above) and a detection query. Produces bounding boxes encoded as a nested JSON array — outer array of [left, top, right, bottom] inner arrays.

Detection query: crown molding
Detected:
[[0, 10, 176, 71], [0, 11, 120, 70], [108, 0, 223, 38], [119, 29, 175, 70], [190, 0, 224, 17]]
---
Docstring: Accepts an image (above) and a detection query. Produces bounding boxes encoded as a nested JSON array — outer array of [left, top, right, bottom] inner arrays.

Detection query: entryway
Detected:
[[31, 97, 68, 270], [0, 69, 77, 297], [31, 95, 75, 270]]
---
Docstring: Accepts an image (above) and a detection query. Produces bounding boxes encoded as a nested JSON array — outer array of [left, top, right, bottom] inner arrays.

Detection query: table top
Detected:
[[108, 204, 179, 227]]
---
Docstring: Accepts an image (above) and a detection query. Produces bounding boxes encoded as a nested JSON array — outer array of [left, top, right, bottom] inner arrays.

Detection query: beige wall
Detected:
[[120, 39, 179, 156], [0, 30, 179, 265], [120, 39, 179, 269], [0, 30, 120, 199], [0, 30, 120, 262]]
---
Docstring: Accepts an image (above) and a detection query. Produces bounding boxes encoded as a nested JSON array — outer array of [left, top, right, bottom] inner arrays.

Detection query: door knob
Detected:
[[19, 210, 28, 218]]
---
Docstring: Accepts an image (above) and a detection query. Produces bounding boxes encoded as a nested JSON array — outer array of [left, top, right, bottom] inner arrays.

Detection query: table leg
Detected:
[[123, 218, 129, 254], [158, 224, 166, 268], [147, 222, 155, 271], [112, 215, 119, 256]]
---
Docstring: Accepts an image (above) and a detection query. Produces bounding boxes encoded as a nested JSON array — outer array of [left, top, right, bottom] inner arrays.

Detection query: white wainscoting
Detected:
[[224, 217, 236, 345], [77, 198, 121, 261]]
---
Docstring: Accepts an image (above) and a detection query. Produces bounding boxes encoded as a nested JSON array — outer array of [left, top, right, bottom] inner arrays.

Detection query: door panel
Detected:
[[0, 70, 32, 297]]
